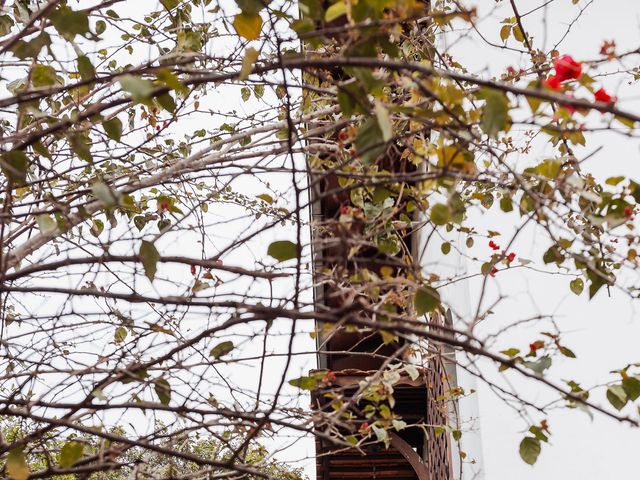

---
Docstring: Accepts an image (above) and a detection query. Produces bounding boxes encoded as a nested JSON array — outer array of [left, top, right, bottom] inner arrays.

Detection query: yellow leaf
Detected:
[[233, 13, 262, 41], [239, 47, 259, 80], [6, 448, 29, 480], [500, 24, 511, 41], [325, 1, 347, 22], [513, 25, 524, 43]]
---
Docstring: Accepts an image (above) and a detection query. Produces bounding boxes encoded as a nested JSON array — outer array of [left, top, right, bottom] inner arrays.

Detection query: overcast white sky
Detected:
[[10, 1, 640, 478], [442, 1, 640, 478]]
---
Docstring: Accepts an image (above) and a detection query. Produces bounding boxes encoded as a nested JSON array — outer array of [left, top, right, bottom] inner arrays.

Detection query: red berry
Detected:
[[190, 264, 197, 275], [489, 240, 500, 251]]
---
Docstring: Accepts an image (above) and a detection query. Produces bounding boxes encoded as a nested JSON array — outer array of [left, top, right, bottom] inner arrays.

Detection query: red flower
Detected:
[[529, 340, 544, 353], [359, 422, 370, 433], [507, 252, 516, 263], [190, 264, 197, 276], [594, 87, 616, 104], [624, 206, 634, 217], [489, 240, 500, 251], [553, 55, 582, 81], [489, 266, 498, 277], [322, 370, 337, 383], [544, 75, 562, 91]]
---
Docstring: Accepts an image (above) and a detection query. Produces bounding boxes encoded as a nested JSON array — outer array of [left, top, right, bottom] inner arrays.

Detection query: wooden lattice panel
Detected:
[[425, 355, 454, 480], [312, 369, 452, 480]]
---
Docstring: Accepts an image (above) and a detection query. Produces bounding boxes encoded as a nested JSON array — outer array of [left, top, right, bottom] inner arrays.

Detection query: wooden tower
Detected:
[[306, 3, 456, 477]]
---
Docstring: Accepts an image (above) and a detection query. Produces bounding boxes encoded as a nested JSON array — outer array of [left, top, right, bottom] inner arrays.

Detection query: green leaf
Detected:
[[0, 15, 14, 36], [10, 32, 51, 60], [239, 47, 260, 80], [392, 419, 407, 431], [523, 355, 552, 374], [91, 182, 118, 207], [569, 278, 584, 295], [210, 340, 234, 360], [6, 448, 29, 480], [441, 242, 451, 255], [257, 193, 273, 203], [405, 364, 419, 381], [241, 86, 251, 102], [479, 88, 510, 138], [157, 92, 176, 113], [155, 68, 187, 94], [69, 134, 93, 162], [177, 29, 203, 52], [90, 219, 104, 237], [114, 326, 127, 343], [233, 13, 262, 40], [372, 424, 389, 446], [500, 195, 513, 212], [154, 378, 171, 405], [102, 117, 123, 142], [325, 1, 347, 22], [528, 426, 548, 443], [430, 203, 450, 226], [119, 75, 155, 102], [1, 150, 28, 186], [374, 101, 393, 141], [288, 375, 318, 390], [32, 141, 50, 158], [622, 377, 640, 401], [501, 348, 520, 357], [535, 159, 562, 179], [606, 384, 627, 410], [31, 64, 60, 87], [355, 117, 385, 164], [519, 437, 541, 465], [267, 240, 298, 262], [160, 0, 180, 10], [559, 346, 576, 358], [50, 6, 90, 40], [77, 55, 95, 81], [376, 234, 401, 255], [139, 240, 160, 282], [95, 20, 106, 35], [36, 215, 57, 234], [414, 286, 441, 315], [59, 441, 84, 469]]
